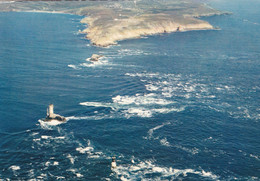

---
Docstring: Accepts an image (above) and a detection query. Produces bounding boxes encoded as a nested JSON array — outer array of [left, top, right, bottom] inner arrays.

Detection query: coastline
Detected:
[[80, 16, 215, 47], [0, 1, 227, 47]]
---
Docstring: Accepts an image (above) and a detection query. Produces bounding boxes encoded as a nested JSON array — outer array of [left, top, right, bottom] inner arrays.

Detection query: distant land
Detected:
[[0, 0, 229, 47]]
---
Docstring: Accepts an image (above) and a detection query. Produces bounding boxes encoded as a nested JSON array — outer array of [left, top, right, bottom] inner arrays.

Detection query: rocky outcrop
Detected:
[[86, 54, 103, 62]]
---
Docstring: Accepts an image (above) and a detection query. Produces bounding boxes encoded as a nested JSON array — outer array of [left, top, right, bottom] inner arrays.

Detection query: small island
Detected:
[[0, 0, 228, 47], [86, 54, 103, 62]]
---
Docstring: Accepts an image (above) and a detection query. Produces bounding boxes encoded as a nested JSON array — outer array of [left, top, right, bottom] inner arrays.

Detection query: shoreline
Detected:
[[80, 15, 216, 47], [0, 1, 228, 47]]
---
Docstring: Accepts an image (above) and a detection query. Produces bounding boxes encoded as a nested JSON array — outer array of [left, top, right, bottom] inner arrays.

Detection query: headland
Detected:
[[0, 0, 228, 47]]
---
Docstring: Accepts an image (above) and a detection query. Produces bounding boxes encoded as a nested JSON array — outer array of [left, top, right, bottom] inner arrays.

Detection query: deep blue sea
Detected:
[[0, 0, 259, 180]]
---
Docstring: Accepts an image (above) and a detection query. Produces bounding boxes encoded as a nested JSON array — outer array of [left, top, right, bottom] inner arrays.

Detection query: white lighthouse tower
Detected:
[[48, 104, 54, 118], [44, 104, 66, 122], [111, 157, 117, 169]]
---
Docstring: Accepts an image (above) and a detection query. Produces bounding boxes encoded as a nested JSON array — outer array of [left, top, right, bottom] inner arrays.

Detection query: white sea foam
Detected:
[[145, 84, 159, 91], [174, 145, 200, 155], [66, 116, 88, 120], [37, 173, 47, 180], [81, 57, 110, 67], [40, 135, 65, 140], [160, 138, 170, 146], [123, 108, 153, 118], [88, 154, 100, 159], [27, 170, 36, 180], [79, 70, 257, 120], [41, 135, 52, 139], [123, 107, 184, 118], [76, 146, 94, 154], [56, 176, 65, 179], [201, 170, 218, 179], [76, 173, 84, 178], [124, 71, 260, 122], [152, 107, 185, 113], [33, 138, 41, 142], [146, 122, 170, 139], [45, 161, 51, 167], [117, 49, 150, 57], [88, 151, 104, 159], [56, 136, 65, 139], [250, 154, 260, 161], [45, 161, 59, 167], [79, 72, 193, 119], [76, 140, 94, 154], [125, 72, 160, 78], [112, 94, 174, 106], [67, 169, 84, 178], [113, 160, 218, 180], [38, 119, 65, 129], [68, 64, 80, 70], [125, 72, 213, 101], [228, 106, 260, 120], [204, 136, 218, 143], [67, 154, 76, 165], [80, 93, 181, 118], [31, 132, 39, 136], [66, 114, 113, 121], [80, 102, 114, 109], [9, 165, 20, 171]]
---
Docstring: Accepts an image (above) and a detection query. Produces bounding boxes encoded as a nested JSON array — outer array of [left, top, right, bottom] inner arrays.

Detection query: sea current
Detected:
[[0, 0, 259, 180]]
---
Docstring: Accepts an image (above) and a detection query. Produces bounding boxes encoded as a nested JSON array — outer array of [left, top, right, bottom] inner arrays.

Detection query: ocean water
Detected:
[[0, 0, 259, 180]]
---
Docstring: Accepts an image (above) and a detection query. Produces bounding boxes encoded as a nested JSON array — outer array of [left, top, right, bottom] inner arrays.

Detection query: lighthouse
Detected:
[[44, 104, 66, 122], [47, 104, 54, 118], [111, 157, 117, 169]]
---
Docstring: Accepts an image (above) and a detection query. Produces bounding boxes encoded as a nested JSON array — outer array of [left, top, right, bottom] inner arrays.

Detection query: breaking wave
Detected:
[[113, 160, 218, 180], [80, 93, 184, 118], [38, 119, 65, 130], [124, 72, 259, 121]]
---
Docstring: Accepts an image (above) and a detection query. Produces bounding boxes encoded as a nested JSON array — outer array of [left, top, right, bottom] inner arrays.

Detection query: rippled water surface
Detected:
[[0, 0, 259, 180]]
